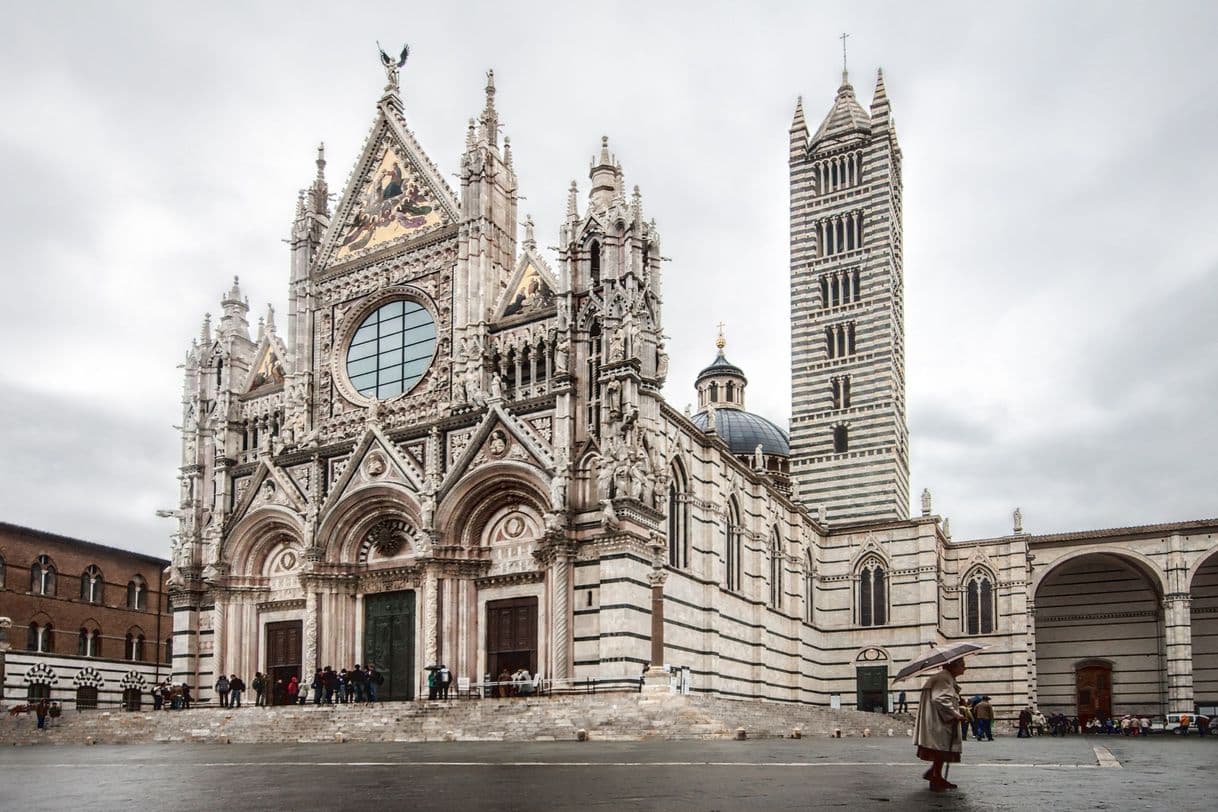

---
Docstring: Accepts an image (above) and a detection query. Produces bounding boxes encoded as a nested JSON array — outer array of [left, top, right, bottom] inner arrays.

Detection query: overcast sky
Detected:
[[2, 1, 1215, 558]]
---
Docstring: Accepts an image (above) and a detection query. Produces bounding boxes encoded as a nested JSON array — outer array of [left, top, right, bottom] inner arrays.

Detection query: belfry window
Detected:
[[833, 425, 849, 454], [964, 570, 997, 635], [81, 565, 103, 604], [586, 321, 602, 434], [858, 557, 887, 627], [589, 240, 601, 286]]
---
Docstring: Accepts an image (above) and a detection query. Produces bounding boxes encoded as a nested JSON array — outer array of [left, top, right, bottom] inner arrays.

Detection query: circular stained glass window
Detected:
[[346, 299, 437, 399]]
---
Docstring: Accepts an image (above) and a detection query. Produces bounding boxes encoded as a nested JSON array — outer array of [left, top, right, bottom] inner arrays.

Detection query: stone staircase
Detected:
[[1, 692, 915, 746]]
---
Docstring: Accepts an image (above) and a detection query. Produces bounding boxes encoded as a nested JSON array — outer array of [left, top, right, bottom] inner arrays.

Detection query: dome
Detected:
[[695, 351, 747, 386], [690, 407, 790, 457]]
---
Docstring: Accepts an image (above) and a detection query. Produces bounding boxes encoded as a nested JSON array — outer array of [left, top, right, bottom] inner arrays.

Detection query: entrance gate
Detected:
[[364, 590, 415, 701], [266, 620, 302, 705], [1076, 662, 1113, 724], [487, 597, 538, 680], [856, 665, 889, 713]]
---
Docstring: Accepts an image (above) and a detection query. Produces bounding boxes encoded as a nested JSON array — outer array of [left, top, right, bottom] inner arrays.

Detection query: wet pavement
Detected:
[[0, 734, 1211, 810]]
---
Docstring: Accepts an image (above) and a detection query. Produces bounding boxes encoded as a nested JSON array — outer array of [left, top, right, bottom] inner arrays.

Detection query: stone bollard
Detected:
[[336, 732, 346, 743], [887, 729, 894, 737], [833, 728, 842, 738], [791, 728, 802, 739], [444, 731, 457, 742], [576, 729, 588, 742], [734, 727, 747, 740], [85, 736, 95, 746], [863, 728, 871, 737], [906, 728, 913, 737]]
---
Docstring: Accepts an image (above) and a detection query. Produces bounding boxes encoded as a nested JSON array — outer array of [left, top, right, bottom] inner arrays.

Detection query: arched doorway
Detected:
[[1034, 553, 1164, 718], [1191, 551, 1218, 715]]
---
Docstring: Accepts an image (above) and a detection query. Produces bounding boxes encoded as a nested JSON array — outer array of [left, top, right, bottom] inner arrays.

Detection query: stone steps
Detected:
[[0, 693, 913, 746]]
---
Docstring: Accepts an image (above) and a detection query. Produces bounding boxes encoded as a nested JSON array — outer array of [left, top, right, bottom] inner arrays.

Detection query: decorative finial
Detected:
[[715, 322, 726, 351], [315, 142, 326, 176], [839, 32, 850, 84], [377, 42, 409, 92], [566, 180, 579, 219]]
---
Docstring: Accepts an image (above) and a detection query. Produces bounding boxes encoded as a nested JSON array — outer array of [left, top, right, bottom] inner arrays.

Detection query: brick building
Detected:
[[0, 522, 171, 709]]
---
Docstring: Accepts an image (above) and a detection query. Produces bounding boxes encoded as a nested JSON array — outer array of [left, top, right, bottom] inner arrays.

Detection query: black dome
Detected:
[[695, 351, 747, 385], [690, 408, 790, 457]]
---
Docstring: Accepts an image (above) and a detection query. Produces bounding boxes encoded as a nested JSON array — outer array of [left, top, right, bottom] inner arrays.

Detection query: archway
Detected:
[[1034, 552, 1164, 718], [1191, 551, 1218, 715]]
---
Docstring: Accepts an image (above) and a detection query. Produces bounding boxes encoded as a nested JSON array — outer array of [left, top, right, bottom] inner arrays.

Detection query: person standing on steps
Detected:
[[438, 664, 452, 700], [897, 690, 908, 714], [914, 659, 966, 792], [252, 672, 266, 707], [215, 674, 230, 708], [230, 674, 245, 708]]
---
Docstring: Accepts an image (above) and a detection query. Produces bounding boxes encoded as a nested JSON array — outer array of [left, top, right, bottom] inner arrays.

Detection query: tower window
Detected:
[[586, 321, 602, 434], [804, 552, 815, 624], [589, 240, 601, 286], [833, 425, 849, 453], [964, 570, 997, 635]]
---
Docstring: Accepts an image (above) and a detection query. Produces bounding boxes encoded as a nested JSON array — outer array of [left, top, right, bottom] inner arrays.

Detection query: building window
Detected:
[[833, 425, 849, 453], [964, 570, 997, 635], [769, 531, 783, 610], [77, 686, 99, 710], [804, 552, 815, 624], [346, 299, 438, 400], [586, 320, 602, 434], [127, 575, 147, 610], [817, 210, 864, 257], [858, 557, 888, 627], [589, 240, 601, 286], [126, 630, 146, 662], [78, 627, 101, 657], [725, 498, 742, 592], [831, 376, 852, 410], [81, 565, 103, 604], [0, 553, 6, 589], [30, 555, 56, 596], [27, 621, 54, 653], [667, 461, 689, 569]]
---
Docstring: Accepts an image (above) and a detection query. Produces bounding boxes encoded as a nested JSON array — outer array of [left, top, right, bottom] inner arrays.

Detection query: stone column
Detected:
[[1025, 599, 1039, 710], [303, 586, 319, 673], [421, 569, 438, 695], [1163, 593, 1194, 713], [550, 546, 575, 680], [642, 569, 669, 691]]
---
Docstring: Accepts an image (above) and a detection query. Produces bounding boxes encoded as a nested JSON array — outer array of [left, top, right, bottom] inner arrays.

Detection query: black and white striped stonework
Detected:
[[787, 70, 910, 524]]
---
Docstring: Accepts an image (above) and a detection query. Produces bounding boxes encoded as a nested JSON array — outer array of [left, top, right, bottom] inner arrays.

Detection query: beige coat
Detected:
[[913, 668, 962, 754]]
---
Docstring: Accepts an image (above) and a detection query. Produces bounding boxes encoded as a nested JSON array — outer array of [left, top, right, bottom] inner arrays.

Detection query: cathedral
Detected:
[[166, 55, 1218, 721]]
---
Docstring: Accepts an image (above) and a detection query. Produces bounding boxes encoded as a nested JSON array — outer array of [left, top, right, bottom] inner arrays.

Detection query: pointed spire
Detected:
[[869, 68, 891, 133], [589, 136, 620, 208], [309, 142, 329, 217], [479, 69, 499, 147], [223, 275, 244, 305], [257, 315, 266, 341], [631, 184, 643, 225], [523, 214, 536, 250], [790, 96, 807, 132], [503, 135, 513, 169], [200, 313, 212, 345], [566, 180, 579, 221]]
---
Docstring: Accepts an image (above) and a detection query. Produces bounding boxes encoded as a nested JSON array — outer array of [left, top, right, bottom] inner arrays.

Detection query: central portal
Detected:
[[486, 597, 538, 680], [364, 590, 415, 701]]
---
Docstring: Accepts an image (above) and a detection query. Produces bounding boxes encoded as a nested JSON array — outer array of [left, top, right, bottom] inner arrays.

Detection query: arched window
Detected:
[[769, 530, 783, 610], [586, 320, 602, 434], [804, 551, 815, 624], [77, 686, 99, 710], [667, 461, 689, 568], [858, 557, 887, 627], [26, 621, 39, 651], [589, 239, 601, 286], [725, 382, 735, 403], [78, 628, 88, 656], [964, 570, 997, 635], [78, 627, 101, 657], [165, 637, 173, 665], [725, 497, 742, 592], [30, 555, 55, 596], [127, 575, 146, 610], [833, 425, 849, 454], [81, 565, 103, 604], [126, 629, 146, 661]]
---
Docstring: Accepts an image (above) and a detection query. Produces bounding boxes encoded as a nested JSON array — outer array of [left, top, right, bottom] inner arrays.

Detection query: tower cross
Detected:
[[839, 32, 850, 75]]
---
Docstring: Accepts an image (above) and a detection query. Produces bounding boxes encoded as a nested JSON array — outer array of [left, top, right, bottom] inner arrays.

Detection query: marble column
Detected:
[[1163, 593, 1194, 713]]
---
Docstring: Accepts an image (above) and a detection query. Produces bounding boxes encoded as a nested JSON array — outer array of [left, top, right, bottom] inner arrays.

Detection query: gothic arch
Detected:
[[224, 505, 308, 575], [1031, 548, 1167, 599], [1187, 545, 1218, 591], [317, 482, 422, 563], [434, 460, 550, 549]]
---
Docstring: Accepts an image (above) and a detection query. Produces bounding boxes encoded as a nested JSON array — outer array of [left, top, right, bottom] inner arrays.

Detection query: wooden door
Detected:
[[266, 620, 302, 704], [1076, 664, 1112, 724], [486, 597, 538, 680], [364, 590, 415, 701], [856, 666, 889, 713]]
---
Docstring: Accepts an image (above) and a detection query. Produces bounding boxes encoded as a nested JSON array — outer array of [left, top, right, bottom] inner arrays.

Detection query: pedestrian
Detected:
[[973, 696, 995, 741], [351, 664, 367, 703], [959, 697, 972, 741], [35, 698, 50, 731], [439, 664, 453, 700], [152, 684, 164, 711], [1017, 707, 1032, 738], [215, 674, 231, 708], [897, 690, 908, 714], [342, 669, 354, 703], [252, 672, 267, 707], [366, 666, 382, 703], [324, 666, 338, 704], [427, 667, 438, 701], [1032, 709, 1046, 736], [1140, 716, 1150, 736], [287, 674, 300, 705], [181, 682, 193, 709], [231, 674, 245, 707], [1178, 713, 1191, 735], [312, 669, 324, 705], [914, 658, 967, 791]]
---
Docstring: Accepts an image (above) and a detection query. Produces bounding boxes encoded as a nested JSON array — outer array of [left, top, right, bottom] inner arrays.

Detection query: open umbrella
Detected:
[[892, 641, 989, 683]]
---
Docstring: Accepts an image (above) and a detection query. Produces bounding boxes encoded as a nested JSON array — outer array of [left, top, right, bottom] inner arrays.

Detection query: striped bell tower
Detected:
[[788, 65, 909, 524]]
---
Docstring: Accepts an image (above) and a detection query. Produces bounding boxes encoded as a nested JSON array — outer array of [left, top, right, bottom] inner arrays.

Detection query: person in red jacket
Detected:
[[287, 675, 300, 705]]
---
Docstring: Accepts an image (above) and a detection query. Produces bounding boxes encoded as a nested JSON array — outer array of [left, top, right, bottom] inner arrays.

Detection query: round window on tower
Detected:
[[345, 298, 437, 399]]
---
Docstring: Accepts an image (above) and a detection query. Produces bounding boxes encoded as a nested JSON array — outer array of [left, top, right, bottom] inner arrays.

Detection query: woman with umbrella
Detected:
[[894, 642, 985, 792]]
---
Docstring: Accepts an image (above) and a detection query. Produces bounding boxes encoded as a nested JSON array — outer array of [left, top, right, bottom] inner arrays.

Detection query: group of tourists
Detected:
[[150, 681, 193, 710], [427, 664, 453, 700], [957, 695, 994, 741], [301, 664, 384, 705], [493, 667, 537, 698], [212, 674, 247, 707], [1017, 708, 1077, 736]]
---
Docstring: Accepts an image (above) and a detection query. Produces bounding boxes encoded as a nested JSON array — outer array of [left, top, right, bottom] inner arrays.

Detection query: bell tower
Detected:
[[788, 65, 909, 523]]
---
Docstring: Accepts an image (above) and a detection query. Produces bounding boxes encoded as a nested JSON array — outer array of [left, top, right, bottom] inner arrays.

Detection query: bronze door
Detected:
[[487, 597, 538, 680], [266, 620, 302, 704], [856, 666, 889, 713], [364, 590, 415, 701], [1076, 664, 1112, 724]]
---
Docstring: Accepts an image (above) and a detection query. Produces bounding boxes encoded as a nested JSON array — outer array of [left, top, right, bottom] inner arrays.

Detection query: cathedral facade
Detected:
[[166, 58, 1218, 721]]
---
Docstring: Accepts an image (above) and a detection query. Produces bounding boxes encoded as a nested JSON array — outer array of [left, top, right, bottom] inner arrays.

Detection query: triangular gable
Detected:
[[438, 403, 556, 502], [315, 101, 460, 270], [243, 335, 287, 394], [227, 460, 307, 530], [319, 425, 425, 515], [493, 249, 558, 322]]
